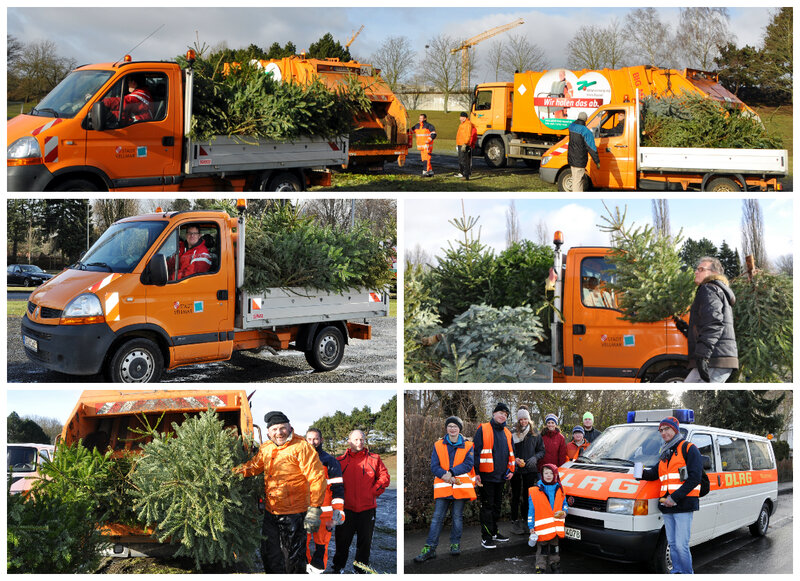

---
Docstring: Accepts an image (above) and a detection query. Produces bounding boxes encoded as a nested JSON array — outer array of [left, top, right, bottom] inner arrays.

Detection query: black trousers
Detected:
[[510, 471, 539, 521], [457, 146, 473, 178], [332, 508, 376, 573], [479, 480, 505, 540], [261, 511, 307, 574]]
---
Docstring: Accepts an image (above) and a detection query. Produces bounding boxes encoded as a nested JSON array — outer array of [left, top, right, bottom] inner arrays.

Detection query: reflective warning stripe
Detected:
[[96, 395, 228, 415], [550, 146, 568, 156], [105, 292, 120, 322], [251, 298, 262, 310], [327, 477, 343, 485], [31, 118, 63, 136], [89, 273, 123, 293], [369, 292, 381, 302], [43, 136, 59, 163]]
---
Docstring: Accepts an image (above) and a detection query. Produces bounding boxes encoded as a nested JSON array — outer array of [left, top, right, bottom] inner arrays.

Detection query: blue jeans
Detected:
[[424, 497, 465, 548], [663, 512, 694, 574]]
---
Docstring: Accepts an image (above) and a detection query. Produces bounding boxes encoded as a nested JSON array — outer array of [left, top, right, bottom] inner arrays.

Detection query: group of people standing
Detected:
[[414, 404, 601, 572], [410, 112, 478, 180]]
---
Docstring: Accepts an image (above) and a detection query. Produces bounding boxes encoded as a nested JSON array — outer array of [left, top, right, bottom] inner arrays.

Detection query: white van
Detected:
[[7, 443, 55, 494], [558, 408, 778, 572]]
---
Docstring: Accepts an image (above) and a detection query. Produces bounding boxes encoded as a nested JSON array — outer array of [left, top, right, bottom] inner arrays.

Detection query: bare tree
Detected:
[[405, 243, 434, 269], [354, 199, 397, 242], [499, 34, 547, 79], [774, 254, 793, 277], [603, 18, 627, 69], [624, 8, 675, 68], [302, 199, 351, 228], [420, 34, 464, 113], [741, 199, 769, 270], [535, 219, 550, 246], [370, 36, 416, 92], [93, 200, 141, 231], [676, 8, 733, 70], [13, 39, 77, 102], [651, 199, 671, 239], [506, 200, 521, 247], [486, 39, 506, 82], [567, 25, 606, 69]]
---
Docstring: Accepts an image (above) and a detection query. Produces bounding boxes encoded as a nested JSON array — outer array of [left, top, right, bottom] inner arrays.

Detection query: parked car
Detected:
[[7, 443, 55, 494], [7, 264, 53, 287]]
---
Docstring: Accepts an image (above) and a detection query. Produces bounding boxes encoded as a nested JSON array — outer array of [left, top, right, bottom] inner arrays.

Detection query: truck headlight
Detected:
[[8, 136, 42, 160], [541, 155, 552, 166], [606, 498, 635, 515], [61, 293, 105, 325]]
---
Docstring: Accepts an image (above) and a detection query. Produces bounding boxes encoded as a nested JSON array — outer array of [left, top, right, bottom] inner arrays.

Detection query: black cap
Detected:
[[493, 402, 511, 416], [265, 411, 290, 427], [460, 111, 468, 118]]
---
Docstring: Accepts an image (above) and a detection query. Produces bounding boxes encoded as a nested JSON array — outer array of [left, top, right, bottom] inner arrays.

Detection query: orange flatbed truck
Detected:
[[22, 203, 388, 382], [7, 51, 348, 192], [60, 389, 259, 556], [549, 232, 691, 383]]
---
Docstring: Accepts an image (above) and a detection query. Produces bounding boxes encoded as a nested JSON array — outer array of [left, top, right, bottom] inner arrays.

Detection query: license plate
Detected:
[[565, 527, 581, 540], [22, 335, 38, 352]]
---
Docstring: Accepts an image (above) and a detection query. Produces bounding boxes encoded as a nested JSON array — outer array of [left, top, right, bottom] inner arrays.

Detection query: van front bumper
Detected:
[[563, 516, 661, 563], [21, 314, 115, 375], [539, 167, 559, 184], [7, 164, 53, 192]]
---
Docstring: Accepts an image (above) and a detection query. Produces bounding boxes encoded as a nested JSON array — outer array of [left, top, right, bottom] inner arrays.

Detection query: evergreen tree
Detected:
[[758, 7, 792, 104], [307, 33, 351, 61], [43, 199, 90, 264], [266, 41, 297, 59], [717, 241, 741, 278], [372, 395, 397, 442], [679, 237, 718, 270], [681, 391, 785, 435], [7, 411, 50, 443]]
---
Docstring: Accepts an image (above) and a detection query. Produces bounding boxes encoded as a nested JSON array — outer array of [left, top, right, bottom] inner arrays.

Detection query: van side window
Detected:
[[39, 450, 51, 463], [580, 256, 619, 309], [598, 109, 626, 138], [157, 223, 220, 282], [718, 435, 751, 471], [690, 433, 715, 472], [747, 440, 774, 470]]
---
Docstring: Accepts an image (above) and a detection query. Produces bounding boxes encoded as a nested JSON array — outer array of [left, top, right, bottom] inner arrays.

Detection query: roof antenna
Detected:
[[113, 24, 165, 65]]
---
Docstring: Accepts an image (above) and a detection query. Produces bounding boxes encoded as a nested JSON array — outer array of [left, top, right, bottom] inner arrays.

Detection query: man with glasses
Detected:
[[177, 225, 212, 279], [684, 256, 738, 383]]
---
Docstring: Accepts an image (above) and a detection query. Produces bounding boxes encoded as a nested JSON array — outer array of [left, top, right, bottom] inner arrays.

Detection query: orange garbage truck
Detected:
[[470, 65, 758, 168], [60, 389, 258, 556], [21, 202, 389, 382], [7, 51, 348, 192]]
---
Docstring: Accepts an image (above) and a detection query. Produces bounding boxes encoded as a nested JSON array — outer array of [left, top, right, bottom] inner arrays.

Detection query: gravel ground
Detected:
[[7, 315, 397, 383]]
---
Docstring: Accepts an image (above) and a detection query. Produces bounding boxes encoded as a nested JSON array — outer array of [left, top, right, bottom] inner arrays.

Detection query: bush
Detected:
[[776, 458, 792, 483]]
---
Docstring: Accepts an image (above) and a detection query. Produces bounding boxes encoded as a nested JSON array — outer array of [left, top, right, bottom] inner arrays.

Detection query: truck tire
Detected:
[[650, 532, 672, 573], [107, 338, 164, 383], [705, 177, 741, 192], [267, 172, 303, 192], [482, 137, 507, 168], [749, 501, 771, 537], [652, 367, 690, 383], [52, 178, 103, 192], [304, 325, 345, 372]]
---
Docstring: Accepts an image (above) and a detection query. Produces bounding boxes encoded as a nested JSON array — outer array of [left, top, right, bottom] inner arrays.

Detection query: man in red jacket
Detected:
[[332, 430, 390, 573], [177, 226, 212, 279]]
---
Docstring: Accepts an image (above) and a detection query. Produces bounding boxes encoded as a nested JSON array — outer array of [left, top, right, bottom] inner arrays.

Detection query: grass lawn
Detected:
[[755, 105, 793, 178], [7, 101, 35, 119], [7, 301, 27, 317], [320, 168, 555, 192], [389, 298, 397, 318]]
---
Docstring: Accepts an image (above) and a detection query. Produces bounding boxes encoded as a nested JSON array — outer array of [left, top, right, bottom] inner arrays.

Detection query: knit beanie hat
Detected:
[[493, 402, 511, 416], [265, 411, 290, 427], [583, 412, 594, 421], [659, 416, 680, 433], [545, 413, 558, 424], [572, 425, 585, 435], [445, 416, 463, 432], [517, 409, 531, 421]]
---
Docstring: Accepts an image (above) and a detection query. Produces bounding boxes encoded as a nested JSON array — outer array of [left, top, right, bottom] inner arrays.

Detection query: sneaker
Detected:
[[493, 532, 510, 542], [450, 543, 461, 556], [481, 538, 497, 549], [455, 173, 464, 178], [306, 563, 324, 574], [421, 170, 429, 176], [427, 170, 435, 177], [413, 545, 436, 563]]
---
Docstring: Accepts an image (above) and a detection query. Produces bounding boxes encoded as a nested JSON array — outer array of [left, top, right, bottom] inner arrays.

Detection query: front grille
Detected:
[[566, 514, 605, 529], [40, 307, 62, 319], [568, 496, 607, 511], [27, 301, 35, 314]]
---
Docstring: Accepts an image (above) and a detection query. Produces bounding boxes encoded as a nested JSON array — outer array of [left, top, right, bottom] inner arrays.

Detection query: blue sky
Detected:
[[6, 389, 395, 436], [403, 198, 794, 266], [7, 7, 776, 83]]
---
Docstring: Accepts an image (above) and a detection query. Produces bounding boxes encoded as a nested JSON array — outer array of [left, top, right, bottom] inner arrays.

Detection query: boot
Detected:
[[413, 545, 436, 563]]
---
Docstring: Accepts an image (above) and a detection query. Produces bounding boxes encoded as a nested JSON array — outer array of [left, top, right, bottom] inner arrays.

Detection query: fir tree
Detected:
[[682, 391, 785, 435], [717, 241, 741, 278], [679, 237, 718, 270]]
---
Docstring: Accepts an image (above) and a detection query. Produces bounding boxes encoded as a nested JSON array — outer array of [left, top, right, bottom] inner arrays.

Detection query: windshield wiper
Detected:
[[31, 107, 60, 118], [72, 261, 87, 270], [87, 262, 113, 272], [600, 457, 635, 466]]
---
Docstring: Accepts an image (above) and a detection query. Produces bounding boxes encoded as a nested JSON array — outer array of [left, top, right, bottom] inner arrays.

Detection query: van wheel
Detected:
[[107, 338, 164, 383], [482, 137, 507, 168], [706, 177, 741, 192], [267, 172, 303, 192], [52, 178, 103, 192], [304, 325, 345, 372], [650, 532, 672, 573], [652, 367, 690, 383], [749, 501, 770, 537], [556, 169, 587, 192]]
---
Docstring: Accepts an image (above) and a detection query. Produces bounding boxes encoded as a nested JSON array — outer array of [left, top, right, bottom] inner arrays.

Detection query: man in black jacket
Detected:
[[685, 257, 738, 382], [567, 112, 600, 192]]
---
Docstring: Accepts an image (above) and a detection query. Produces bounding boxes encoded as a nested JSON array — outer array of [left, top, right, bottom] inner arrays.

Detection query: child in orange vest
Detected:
[[527, 464, 568, 573]]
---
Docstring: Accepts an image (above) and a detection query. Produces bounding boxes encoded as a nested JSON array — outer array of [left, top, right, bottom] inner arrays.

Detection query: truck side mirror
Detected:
[[90, 101, 106, 131], [144, 254, 168, 286]]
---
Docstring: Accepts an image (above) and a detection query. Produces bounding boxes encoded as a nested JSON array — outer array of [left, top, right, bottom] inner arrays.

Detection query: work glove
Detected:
[[528, 533, 538, 547], [304, 507, 323, 533], [697, 357, 711, 382], [332, 509, 345, 526]]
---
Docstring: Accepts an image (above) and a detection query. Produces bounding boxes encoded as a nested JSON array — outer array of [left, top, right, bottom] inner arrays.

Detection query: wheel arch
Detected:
[[104, 324, 172, 371], [637, 354, 689, 381], [45, 166, 112, 191], [701, 173, 747, 191], [296, 321, 350, 351]]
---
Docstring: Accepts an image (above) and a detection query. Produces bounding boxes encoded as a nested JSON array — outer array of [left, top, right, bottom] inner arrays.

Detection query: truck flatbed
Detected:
[[638, 147, 788, 174]]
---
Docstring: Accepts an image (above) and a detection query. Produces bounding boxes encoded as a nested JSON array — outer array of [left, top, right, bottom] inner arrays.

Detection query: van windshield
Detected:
[[32, 70, 114, 119], [74, 221, 167, 273], [7, 446, 38, 473], [580, 425, 688, 468]]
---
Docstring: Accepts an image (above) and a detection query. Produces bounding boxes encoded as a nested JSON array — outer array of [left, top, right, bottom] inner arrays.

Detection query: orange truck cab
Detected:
[[559, 408, 778, 572], [22, 204, 388, 382], [7, 53, 348, 192], [60, 389, 258, 556], [549, 232, 689, 382]]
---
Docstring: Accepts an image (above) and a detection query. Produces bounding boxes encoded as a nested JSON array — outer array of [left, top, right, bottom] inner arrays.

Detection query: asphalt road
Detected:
[[7, 315, 397, 383]]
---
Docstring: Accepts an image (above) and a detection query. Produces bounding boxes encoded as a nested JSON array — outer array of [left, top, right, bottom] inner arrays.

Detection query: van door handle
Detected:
[[162, 136, 174, 147], [573, 324, 586, 335], [217, 290, 228, 300]]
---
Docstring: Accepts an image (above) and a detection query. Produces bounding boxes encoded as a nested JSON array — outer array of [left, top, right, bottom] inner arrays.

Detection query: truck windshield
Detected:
[[75, 221, 167, 273], [7, 446, 38, 473], [32, 70, 114, 119], [580, 425, 688, 468]]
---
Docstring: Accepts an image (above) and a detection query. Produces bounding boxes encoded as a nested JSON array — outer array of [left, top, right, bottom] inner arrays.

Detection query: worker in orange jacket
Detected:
[[234, 411, 326, 574], [455, 111, 478, 180], [305, 428, 345, 574], [411, 113, 437, 177]]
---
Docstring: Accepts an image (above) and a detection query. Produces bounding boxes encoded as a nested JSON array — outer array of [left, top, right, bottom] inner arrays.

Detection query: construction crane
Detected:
[[346, 25, 364, 49], [450, 18, 524, 90]]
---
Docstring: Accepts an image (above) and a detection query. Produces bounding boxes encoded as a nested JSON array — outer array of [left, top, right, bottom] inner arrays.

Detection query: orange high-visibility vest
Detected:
[[456, 120, 475, 147], [432, 439, 477, 500], [529, 486, 566, 540], [478, 423, 515, 474], [659, 441, 701, 498], [566, 440, 590, 462], [320, 467, 344, 519]]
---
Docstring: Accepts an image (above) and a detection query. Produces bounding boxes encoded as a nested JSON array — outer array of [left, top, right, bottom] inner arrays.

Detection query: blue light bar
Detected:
[[627, 409, 695, 424]]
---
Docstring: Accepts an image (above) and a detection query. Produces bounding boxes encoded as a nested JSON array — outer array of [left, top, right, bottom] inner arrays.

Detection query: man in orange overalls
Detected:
[[411, 113, 437, 177]]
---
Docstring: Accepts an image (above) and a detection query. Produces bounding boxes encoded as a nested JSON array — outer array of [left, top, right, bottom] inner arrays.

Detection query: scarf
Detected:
[[658, 432, 685, 462], [513, 424, 531, 443]]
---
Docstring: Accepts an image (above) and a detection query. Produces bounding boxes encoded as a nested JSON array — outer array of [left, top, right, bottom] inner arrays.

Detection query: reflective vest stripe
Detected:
[[529, 487, 566, 540], [433, 439, 476, 500], [327, 477, 343, 485], [478, 423, 515, 473], [659, 442, 701, 498]]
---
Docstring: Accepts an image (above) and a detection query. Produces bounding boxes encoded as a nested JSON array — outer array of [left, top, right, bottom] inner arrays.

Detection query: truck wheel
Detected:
[[52, 178, 103, 192], [304, 325, 345, 372], [650, 532, 672, 573], [482, 137, 507, 168], [652, 367, 690, 383], [107, 338, 164, 383], [267, 172, 303, 192], [749, 501, 771, 537], [706, 177, 741, 192]]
